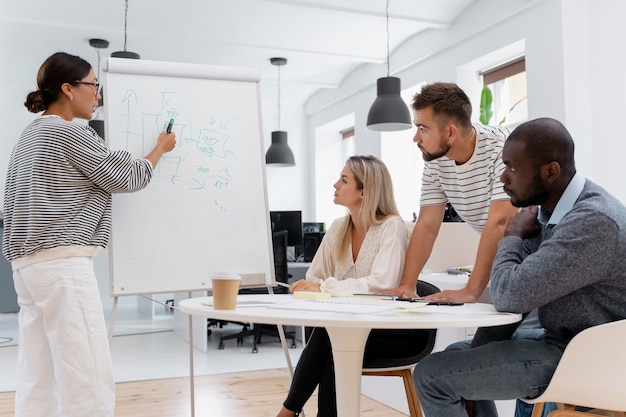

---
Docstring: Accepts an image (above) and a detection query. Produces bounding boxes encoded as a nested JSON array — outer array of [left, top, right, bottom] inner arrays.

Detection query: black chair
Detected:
[[361, 280, 440, 417], [218, 230, 296, 352]]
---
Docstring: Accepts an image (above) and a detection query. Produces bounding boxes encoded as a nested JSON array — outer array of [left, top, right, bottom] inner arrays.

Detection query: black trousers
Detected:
[[283, 327, 429, 417]]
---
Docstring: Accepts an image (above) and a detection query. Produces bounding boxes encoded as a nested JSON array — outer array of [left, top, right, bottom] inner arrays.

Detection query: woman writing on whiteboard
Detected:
[[276, 155, 410, 417], [2, 52, 176, 417]]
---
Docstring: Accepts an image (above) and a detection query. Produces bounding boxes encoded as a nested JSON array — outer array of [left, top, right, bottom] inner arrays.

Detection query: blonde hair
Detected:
[[337, 155, 400, 257]]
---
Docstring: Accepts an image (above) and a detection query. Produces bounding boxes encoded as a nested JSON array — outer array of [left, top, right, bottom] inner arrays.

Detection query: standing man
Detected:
[[385, 82, 518, 302], [414, 117, 626, 417]]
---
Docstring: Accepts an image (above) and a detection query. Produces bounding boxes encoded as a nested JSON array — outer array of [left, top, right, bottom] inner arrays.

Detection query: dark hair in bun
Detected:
[[24, 52, 92, 113]]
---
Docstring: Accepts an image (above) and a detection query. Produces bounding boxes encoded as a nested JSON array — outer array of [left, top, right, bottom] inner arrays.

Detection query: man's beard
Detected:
[[509, 172, 549, 207], [421, 134, 450, 162]]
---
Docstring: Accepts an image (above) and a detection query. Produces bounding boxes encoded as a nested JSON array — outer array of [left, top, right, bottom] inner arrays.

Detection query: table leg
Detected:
[[325, 327, 371, 417]]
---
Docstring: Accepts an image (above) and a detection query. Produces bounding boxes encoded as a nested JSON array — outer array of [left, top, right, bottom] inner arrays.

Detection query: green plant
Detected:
[[479, 85, 527, 125], [479, 85, 493, 125]]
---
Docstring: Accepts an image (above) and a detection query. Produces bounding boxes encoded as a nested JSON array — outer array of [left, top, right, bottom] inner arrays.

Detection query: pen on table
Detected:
[[353, 293, 397, 300], [166, 118, 175, 134], [275, 282, 291, 290]]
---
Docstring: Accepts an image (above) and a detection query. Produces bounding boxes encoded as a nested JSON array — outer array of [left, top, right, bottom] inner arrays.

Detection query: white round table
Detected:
[[179, 294, 521, 417]]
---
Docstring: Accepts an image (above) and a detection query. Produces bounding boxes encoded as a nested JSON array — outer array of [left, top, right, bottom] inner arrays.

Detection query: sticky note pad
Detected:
[[293, 291, 332, 300]]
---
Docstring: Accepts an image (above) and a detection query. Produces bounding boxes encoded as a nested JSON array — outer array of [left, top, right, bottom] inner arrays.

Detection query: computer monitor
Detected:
[[269, 210, 303, 248], [302, 222, 325, 234], [303, 232, 325, 262]]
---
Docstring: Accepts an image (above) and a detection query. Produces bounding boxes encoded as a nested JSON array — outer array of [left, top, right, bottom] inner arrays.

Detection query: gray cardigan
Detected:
[[491, 180, 626, 350]]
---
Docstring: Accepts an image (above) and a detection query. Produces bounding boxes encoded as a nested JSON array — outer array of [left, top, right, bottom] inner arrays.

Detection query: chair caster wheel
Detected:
[[218, 342, 225, 349]]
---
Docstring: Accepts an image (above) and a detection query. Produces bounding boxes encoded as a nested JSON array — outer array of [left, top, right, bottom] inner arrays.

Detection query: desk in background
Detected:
[[0, 219, 19, 313], [287, 262, 311, 281]]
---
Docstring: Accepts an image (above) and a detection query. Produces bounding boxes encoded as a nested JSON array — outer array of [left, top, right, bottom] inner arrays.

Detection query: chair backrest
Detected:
[[272, 230, 289, 285], [363, 280, 441, 369], [417, 280, 440, 297], [530, 319, 626, 411]]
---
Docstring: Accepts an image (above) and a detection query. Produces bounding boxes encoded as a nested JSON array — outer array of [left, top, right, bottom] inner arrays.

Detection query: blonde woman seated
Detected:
[[276, 155, 412, 417]]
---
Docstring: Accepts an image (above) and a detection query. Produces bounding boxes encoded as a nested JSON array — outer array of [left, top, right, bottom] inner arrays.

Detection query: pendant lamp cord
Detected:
[[95, 48, 101, 80], [386, 0, 390, 77], [122, 0, 129, 52], [277, 63, 282, 130]]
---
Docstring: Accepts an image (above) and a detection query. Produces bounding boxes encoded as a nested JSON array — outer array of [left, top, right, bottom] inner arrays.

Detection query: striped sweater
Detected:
[[420, 123, 510, 233], [2, 115, 153, 264]]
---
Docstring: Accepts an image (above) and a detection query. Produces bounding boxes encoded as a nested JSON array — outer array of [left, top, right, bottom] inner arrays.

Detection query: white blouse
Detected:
[[305, 215, 409, 297]]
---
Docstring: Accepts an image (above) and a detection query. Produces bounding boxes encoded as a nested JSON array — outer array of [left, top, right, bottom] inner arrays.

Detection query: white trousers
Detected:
[[13, 257, 114, 417]]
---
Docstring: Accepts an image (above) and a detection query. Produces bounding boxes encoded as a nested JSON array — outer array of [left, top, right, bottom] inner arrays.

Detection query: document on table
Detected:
[[266, 298, 427, 314]]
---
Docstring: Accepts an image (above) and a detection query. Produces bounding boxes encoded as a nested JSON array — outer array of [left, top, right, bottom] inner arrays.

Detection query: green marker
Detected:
[[166, 118, 174, 133]]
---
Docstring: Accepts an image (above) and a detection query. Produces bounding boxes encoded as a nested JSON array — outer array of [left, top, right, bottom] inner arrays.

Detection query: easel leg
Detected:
[[188, 292, 195, 417], [268, 285, 295, 376]]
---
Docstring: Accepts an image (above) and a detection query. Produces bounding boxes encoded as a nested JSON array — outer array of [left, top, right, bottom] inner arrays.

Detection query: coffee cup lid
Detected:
[[211, 271, 241, 280]]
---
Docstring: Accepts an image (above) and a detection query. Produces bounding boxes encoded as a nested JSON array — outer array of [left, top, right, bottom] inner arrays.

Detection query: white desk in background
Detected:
[[287, 261, 311, 281], [179, 294, 520, 417]]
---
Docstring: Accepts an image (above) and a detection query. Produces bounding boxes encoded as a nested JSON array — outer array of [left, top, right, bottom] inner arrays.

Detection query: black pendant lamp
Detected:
[[111, 0, 141, 60], [265, 57, 295, 166], [366, 0, 412, 132]]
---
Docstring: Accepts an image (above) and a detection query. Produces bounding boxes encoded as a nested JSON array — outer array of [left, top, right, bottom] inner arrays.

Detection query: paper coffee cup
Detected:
[[211, 271, 241, 310]]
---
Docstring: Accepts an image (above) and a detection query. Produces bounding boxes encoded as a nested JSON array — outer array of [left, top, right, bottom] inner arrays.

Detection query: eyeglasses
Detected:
[[73, 81, 100, 92]]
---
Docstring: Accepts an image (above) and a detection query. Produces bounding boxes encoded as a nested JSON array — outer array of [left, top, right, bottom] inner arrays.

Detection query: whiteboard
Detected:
[[103, 58, 274, 296]]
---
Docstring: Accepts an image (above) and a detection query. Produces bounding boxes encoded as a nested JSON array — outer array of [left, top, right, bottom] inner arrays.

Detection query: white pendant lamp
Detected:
[[265, 57, 295, 166], [366, 0, 412, 132]]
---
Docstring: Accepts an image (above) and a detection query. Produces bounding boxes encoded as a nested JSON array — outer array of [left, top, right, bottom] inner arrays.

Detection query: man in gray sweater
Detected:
[[413, 117, 626, 417]]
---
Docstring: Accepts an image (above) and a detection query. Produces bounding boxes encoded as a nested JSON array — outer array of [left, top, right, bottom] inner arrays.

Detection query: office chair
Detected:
[[361, 280, 440, 417], [218, 230, 296, 352], [520, 319, 626, 417]]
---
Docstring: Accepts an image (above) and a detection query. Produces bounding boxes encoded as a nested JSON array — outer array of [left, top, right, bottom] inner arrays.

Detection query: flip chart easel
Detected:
[[101, 58, 276, 349]]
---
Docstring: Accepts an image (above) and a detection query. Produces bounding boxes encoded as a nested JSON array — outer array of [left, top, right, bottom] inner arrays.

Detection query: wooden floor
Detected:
[[0, 368, 406, 417]]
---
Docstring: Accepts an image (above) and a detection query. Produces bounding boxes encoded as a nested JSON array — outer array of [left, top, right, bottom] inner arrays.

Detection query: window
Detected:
[[381, 82, 424, 221], [481, 57, 527, 127], [314, 114, 355, 226], [340, 127, 356, 158]]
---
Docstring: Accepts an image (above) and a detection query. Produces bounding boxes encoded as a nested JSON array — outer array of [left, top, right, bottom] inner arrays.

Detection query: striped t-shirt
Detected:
[[420, 123, 510, 234], [2, 115, 153, 263]]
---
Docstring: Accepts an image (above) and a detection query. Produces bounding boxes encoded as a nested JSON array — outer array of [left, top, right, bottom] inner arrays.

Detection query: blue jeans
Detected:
[[414, 338, 563, 417]]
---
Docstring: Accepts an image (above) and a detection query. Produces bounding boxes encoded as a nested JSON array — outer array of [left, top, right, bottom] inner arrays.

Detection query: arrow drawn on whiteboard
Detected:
[[121, 89, 139, 107], [189, 178, 205, 190], [220, 117, 238, 130], [121, 89, 139, 151]]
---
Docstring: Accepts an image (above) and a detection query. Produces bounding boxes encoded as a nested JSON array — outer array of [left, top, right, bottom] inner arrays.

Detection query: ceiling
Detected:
[[0, 0, 477, 106]]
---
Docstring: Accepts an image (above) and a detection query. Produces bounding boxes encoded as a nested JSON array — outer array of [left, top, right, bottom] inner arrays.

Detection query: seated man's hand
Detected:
[[380, 285, 417, 299], [424, 287, 478, 303], [290, 279, 321, 293]]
